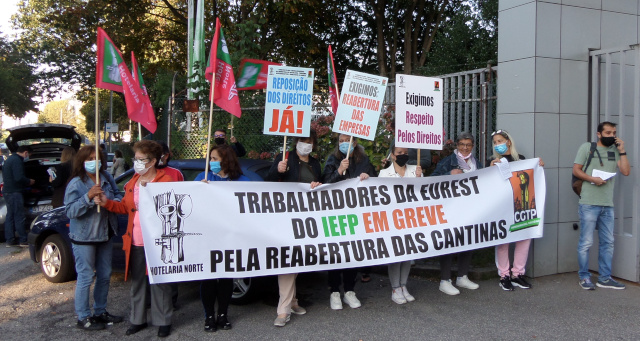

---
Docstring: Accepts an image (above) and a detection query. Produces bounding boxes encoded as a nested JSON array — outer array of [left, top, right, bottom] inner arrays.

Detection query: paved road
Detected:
[[1, 245, 639, 340]]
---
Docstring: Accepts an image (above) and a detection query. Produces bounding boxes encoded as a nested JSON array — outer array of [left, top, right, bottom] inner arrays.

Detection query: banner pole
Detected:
[[205, 77, 216, 182], [95, 88, 100, 213], [343, 135, 353, 175], [230, 114, 234, 137], [283, 136, 287, 162], [417, 149, 421, 168]]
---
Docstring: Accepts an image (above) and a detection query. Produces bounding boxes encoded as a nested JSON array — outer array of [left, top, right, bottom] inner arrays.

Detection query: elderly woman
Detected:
[[379, 146, 422, 304], [431, 132, 481, 295], [488, 129, 544, 291], [65, 145, 122, 330], [96, 140, 175, 337]]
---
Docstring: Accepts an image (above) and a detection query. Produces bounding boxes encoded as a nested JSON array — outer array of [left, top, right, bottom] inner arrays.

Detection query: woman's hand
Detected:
[[94, 192, 108, 206], [416, 166, 423, 177], [538, 157, 545, 167], [200, 179, 210, 183], [87, 185, 103, 199], [310, 181, 322, 189], [338, 158, 349, 174], [490, 158, 501, 166], [277, 159, 288, 173], [450, 169, 463, 175], [359, 173, 369, 181]]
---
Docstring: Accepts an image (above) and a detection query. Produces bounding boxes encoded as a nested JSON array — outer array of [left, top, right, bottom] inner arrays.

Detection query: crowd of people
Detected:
[[1, 121, 630, 336]]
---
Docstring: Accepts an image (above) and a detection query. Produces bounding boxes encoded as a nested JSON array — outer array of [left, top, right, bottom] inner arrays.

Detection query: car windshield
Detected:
[[17, 137, 73, 146]]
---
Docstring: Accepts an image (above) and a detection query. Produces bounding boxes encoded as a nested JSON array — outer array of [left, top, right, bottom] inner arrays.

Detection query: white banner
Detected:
[[139, 159, 545, 284], [264, 65, 314, 137], [332, 69, 388, 141], [395, 74, 444, 150]]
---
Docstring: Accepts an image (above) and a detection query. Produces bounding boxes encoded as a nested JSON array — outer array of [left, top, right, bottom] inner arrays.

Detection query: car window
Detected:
[[108, 154, 115, 162], [17, 137, 73, 146]]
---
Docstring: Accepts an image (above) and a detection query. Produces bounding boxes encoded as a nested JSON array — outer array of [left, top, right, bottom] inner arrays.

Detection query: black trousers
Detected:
[[439, 251, 472, 280], [200, 278, 233, 317], [328, 268, 358, 292]]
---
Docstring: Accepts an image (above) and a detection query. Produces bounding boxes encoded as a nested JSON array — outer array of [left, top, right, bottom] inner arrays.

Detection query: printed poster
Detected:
[[395, 74, 444, 150], [264, 65, 314, 137]]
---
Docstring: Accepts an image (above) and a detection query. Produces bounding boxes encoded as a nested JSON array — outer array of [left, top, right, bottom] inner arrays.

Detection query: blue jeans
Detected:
[[72, 239, 113, 320], [577, 204, 614, 282], [3, 192, 27, 244]]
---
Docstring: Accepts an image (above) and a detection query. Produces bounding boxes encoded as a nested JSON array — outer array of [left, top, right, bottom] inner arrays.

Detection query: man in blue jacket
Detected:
[[3, 146, 35, 247]]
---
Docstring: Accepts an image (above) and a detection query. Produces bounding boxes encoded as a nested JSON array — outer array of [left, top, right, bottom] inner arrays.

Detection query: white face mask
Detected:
[[296, 141, 313, 156], [133, 160, 151, 175]]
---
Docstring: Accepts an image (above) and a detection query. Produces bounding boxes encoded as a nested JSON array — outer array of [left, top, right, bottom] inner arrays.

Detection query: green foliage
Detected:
[[79, 90, 137, 142], [37, 99, 91, 139], [0, 36, 38, 118]]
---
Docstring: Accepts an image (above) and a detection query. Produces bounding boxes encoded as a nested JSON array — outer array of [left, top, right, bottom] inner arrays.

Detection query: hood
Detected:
[[5, 124, 82, 153]]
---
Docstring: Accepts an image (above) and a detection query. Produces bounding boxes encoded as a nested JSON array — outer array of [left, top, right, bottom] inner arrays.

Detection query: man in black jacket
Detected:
[[213, 129, 246, 157], [3, 146, 35, 247]]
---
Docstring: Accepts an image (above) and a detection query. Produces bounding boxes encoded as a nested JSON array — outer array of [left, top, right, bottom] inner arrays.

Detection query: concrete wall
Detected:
[[497, 0, 640, 278]]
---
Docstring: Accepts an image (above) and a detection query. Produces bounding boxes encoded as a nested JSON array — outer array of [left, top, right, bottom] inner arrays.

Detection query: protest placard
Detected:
[[264, 65, 314, 137], [395, 74, 444, 150], [332, 70, 388, 141], [139, 159, 545, 284]]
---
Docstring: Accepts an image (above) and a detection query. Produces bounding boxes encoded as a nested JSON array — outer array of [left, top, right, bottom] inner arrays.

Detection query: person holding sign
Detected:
[[214, 129, 246, 157], [431, 132, 481, 295], [95, 141, 175, 337], [195, 144, 250, 332], [322, 133, 376, 310], [488, 130, 544, 291], [266, 129, 323, 327], [379, 146, 421, 304]]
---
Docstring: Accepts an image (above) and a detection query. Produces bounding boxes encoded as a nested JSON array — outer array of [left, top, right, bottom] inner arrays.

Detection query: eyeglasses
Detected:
[[491, 129, 508, 137], [133, 157, 150, 163], [214, 134, 226, 138], [457, 143, 473, 148]]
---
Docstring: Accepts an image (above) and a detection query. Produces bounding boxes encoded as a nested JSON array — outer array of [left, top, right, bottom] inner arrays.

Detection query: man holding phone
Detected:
[[572, 121, 630, 290]]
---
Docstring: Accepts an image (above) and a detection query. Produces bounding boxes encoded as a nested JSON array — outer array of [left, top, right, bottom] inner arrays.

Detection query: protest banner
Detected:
[[395, 74, 443, 150], [139, 159, 545, 284], [332, 70, 388, 141], [264, 65, 314, 137]]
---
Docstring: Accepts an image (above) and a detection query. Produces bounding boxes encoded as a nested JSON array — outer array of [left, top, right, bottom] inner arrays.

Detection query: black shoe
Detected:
[[93, 311, 124, 325], [76, 317, 106, 331], [158, 325, 171, 338], [499, 276, 514, 291], [5, 241, 18, 248], [217, 314, 232, 330], [511, 275, 532, 289], [125, 323, 147, 335], [204, 315, 217, 332]]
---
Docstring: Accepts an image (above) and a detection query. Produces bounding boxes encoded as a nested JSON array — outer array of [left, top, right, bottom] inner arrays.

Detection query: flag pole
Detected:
[[283, 136, 287, 162], [94, 88, 100, 212], [205, 75, 216, 182], [138, 122, 142, 141], [343, 136, 353, 176], [230, 114, 234, 137]]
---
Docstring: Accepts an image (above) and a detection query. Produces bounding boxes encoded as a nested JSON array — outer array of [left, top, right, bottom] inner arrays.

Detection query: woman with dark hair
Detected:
[[431, 132, 481, 295], [110, 150, 126, 177], [322, 133, 376, 310], [194, 144, 249, 333], [50, 146, 76, 208], [96, 140, 175, 337], [488, 129, 544, 291], [266, 130, 322, 327], [64, 145, 122, 331]]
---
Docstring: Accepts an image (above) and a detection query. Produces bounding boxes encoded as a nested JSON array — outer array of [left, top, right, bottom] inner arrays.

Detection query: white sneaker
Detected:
[[439, 279, 460, 295], [401, 286, 415, 302], [391, 288, 407, 304], [330, 292, 343, 310], [456, 275, 479, 290], [343, 291, 361, 308]]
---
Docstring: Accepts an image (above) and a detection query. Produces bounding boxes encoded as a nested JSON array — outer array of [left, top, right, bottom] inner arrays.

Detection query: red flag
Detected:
[[130, 52, 157, 133], [95, 28, 145, 129], [327, 45, 340, 114], [204, 18, 242, 118], [236, 59, 281, 90]]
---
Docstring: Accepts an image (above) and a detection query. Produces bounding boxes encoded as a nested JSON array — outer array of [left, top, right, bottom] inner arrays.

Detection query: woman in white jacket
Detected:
[[379, 146, 421, 304]]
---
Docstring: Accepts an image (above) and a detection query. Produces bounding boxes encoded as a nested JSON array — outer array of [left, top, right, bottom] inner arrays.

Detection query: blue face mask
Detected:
[[84, 160, 101, 174], [23, 156, 29, 162], [339, 142, 354, 155], [209, 161, 221, 174], [494, 143, 508, 155]]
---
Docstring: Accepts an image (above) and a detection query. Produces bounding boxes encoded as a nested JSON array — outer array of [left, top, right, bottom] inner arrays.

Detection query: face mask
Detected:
[[296, 141, 313, 156], [23, 156, 29, 162], [209, 161, 221, 174], [158, 154, 165, 166], [214, 138, 226, 145], [494, 143, 508, 155], [394, 154, 409, 167], [339, 142, 354, 155], [84, 160, 101, 174], [600, 136, 616, 147], [133, 160, 151, 175]]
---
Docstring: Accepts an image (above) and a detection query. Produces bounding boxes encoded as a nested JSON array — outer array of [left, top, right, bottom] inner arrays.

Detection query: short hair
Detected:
[[157, 141, 170, 154], [133, 140, 162, 167], [210, 144, 243, 180], [456, 132, 475, 144], [597, 121, 617, 133], [114, 149, 123, 158], [214, 129, 226, 135], [61, 146, 76, 163], [16, 146, 32, 154]]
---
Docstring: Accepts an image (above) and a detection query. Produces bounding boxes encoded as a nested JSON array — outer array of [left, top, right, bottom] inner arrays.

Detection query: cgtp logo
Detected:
[[508, 169, 540, 232]]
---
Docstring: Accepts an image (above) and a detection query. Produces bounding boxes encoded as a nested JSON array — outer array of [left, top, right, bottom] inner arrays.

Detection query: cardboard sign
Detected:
[[264, 65, 314, 137], [332, 70, 388, 140], [395, 74, 443, 150]]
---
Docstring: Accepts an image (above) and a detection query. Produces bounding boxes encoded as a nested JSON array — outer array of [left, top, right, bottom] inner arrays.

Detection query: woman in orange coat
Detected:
[[96, 140, 175, 338]]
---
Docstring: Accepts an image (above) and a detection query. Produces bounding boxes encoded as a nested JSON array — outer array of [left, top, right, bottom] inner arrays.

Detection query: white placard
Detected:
[[395, 74, 443, 150], [264, 65, 314, 137]]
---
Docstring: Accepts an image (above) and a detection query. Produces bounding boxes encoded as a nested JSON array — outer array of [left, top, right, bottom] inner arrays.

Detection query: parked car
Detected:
[[0, 124, 82, 242], [28, 157, 272, 304], [106, 152, 115, 170]]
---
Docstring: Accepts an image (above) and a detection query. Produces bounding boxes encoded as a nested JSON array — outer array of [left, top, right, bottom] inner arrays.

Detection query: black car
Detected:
[[28, 158, 272, 304], [0, 124, 82, 242]]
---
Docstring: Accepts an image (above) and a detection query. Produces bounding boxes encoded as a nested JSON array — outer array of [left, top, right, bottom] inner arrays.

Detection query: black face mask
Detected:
[[214, 138, 226, 145], [395, 154, 410, 167], [601, 136, 616, 147]]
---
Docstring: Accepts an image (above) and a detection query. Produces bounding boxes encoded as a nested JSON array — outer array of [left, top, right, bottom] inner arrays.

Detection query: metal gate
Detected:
[[589, 45, 640, 282]]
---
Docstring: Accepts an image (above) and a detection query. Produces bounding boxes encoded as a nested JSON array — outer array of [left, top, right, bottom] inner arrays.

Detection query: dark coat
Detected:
[[266, 151, 322, 183], [322, 148, 377, 183]]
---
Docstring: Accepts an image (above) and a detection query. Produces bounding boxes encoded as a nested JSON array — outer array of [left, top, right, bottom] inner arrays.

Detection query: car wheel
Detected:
[[231, 277, 259, 305], [40, 234, 75, 283]]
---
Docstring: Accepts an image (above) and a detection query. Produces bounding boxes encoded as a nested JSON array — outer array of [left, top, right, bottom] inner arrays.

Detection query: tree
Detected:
[[0, 35, 38, 118], [38, 99, 92, 139], [78, 90, 135, 143]]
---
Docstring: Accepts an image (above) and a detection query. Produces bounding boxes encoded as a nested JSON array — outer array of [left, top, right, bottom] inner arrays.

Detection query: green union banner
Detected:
[[96, 27, 124, 92]]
